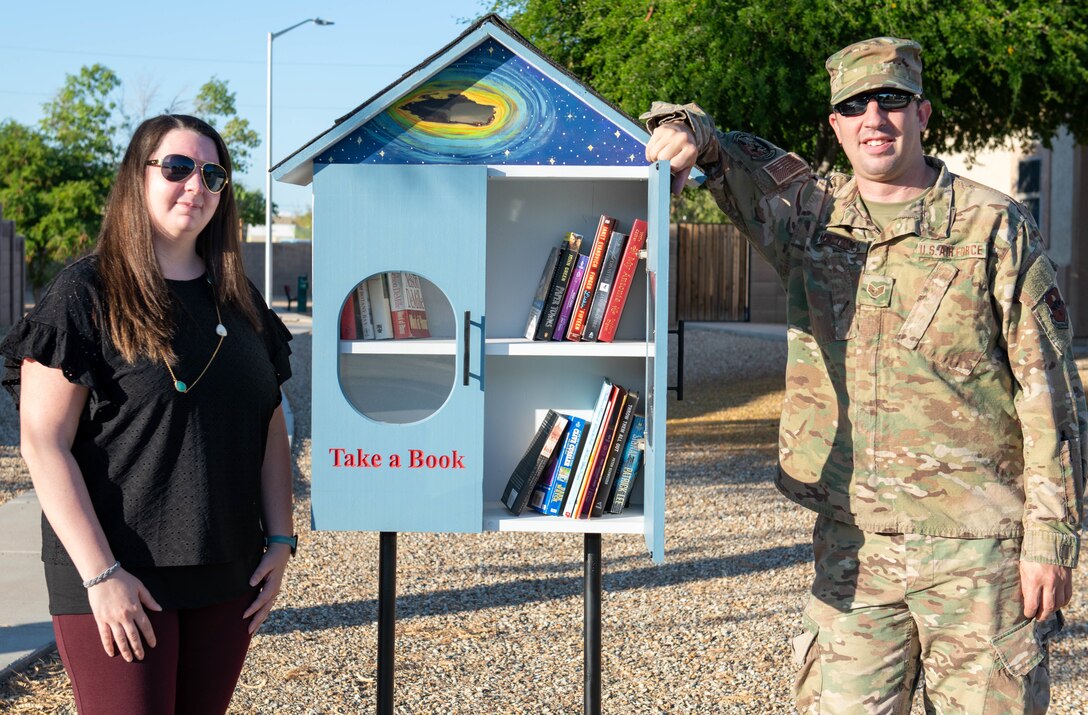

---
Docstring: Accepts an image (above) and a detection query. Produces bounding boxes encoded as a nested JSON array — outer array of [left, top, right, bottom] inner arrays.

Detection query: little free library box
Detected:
[[274, 14, 670, 564]]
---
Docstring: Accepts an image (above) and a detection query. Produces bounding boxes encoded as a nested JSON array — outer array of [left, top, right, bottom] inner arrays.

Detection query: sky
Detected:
[[0, 0, 497, 215]]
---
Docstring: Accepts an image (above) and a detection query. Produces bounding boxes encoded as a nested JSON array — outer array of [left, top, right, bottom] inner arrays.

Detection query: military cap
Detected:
[[826, 37, 923, 105]]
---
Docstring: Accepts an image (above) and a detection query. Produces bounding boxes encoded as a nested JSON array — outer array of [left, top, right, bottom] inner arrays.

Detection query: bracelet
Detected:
[[82, 560, 121, 589], [265, 534, 298, 556]]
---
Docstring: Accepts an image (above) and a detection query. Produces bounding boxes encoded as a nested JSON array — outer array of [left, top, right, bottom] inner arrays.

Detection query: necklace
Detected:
[[164, 278, 228, 393]]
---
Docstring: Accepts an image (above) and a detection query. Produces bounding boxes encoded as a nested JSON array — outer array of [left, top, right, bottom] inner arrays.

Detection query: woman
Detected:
[[0, 114, 294, 714]]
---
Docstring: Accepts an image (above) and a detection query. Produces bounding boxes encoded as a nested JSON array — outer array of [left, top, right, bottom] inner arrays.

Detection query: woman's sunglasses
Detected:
[[146, 154, 229, 194], [833, 90, 920, 117]]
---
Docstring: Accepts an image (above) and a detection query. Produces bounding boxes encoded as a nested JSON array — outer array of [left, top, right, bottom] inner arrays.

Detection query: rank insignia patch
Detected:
[[1043, 286, 1069, 327]]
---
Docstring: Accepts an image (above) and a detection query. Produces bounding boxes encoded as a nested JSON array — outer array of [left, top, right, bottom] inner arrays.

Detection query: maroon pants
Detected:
[[53, 592, 254, 715]]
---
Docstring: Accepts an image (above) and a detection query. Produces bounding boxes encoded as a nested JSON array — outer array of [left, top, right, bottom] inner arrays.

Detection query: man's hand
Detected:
[[645, 122, 698, 195], [1020, 561, 1073, 621]]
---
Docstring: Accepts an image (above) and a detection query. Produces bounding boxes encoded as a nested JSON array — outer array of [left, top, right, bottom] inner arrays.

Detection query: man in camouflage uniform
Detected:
[[644, 37, 1085, 713]]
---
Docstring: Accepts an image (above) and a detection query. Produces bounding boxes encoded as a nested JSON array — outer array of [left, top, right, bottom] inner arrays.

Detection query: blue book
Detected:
[[607, 415, 646, 514], [543, 416, 587, 516]]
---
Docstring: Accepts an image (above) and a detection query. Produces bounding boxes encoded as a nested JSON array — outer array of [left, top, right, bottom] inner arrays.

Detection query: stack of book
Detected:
[[502, 377, 646, 519], [340, 271, 431, 340], [524, 215, 648, 343]]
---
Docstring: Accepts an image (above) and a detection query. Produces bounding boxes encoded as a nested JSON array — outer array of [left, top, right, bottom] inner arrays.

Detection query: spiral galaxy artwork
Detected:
[[316, 38, 646, 166]]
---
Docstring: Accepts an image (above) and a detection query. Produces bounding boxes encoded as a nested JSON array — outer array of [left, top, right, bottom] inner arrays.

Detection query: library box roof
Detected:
[[272, 13, 653, 187]]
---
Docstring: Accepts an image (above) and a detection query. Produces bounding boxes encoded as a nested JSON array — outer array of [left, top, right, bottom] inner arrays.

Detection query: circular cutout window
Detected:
[[337, 271, 456, 424]]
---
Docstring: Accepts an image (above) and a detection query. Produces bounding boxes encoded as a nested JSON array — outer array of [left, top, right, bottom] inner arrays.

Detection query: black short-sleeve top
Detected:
[[1, 256, 292, 576]]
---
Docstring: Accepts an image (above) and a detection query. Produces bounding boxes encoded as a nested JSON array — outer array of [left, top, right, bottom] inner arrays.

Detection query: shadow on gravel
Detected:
[[262, 542, 809, 635]]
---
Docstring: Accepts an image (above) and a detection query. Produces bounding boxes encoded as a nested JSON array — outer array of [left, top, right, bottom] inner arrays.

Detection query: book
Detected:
[[591, 389, 638, 517], [608, 415, 646, 514], [574, 386, 628, 518], [525, 246, 562, 340], [566, 383, 622, 518], [543, 415, 587, 516], [529, 447, 563, 514], [355, 284, 375, 340], [389, 271, 430, 339], [502, 410, 569, 515], [581, 230, 627, 342], [598, 219, 647, 343], [553, 254, 589, 341], [339, 293, 357, 340], [565, 214, 616, 341], [536, 232, 582, 340], [562, 379, 614, 518], [367, 274, 394, 340]]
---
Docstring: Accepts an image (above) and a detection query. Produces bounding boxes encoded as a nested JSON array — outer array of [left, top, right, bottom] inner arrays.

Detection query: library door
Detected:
[[312, 164, 487, 533]]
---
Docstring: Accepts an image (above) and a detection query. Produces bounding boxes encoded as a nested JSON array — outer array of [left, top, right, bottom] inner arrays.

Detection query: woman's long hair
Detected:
[[96, 114, 261, 364]]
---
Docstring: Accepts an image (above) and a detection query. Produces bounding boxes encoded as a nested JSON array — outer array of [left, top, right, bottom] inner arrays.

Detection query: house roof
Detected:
[[272, 13, 653, 186]]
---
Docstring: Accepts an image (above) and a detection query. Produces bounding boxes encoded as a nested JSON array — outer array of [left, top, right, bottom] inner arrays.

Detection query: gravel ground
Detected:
[[2, 326, 1086, 714]]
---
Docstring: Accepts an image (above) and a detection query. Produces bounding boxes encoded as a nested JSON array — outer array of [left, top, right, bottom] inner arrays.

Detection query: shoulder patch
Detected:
[[763, 153, 808, 187], [1021, 254, 1058, 307], [1043, 287, 1069, 328], [733, 132, 776, 161]]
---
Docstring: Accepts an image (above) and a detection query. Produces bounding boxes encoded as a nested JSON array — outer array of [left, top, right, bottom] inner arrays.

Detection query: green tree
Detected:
[[193, 77, 268, 237], [499, 0, 1088, 175], [292, 209, 313, 240], [0, 65, 124, 290]]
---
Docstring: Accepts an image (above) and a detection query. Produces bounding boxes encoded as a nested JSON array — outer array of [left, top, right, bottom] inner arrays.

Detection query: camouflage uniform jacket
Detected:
[[643, 102, 1086, 567]]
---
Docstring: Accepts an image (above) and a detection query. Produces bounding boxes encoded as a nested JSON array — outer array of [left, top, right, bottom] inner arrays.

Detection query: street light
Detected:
[[265, 17, 334, 306]]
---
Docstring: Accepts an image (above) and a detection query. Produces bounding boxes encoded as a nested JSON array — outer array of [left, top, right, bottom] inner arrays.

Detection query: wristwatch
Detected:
[[265, 534, 298, 556]]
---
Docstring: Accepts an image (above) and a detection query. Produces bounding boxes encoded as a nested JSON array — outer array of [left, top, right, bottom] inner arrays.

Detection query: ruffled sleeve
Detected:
[[263, 306, 293, 387], [243, 279, 293, 388], [0, 258, 114, 419]]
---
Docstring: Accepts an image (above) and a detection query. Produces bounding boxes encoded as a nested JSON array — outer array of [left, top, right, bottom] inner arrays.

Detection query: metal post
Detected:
[[584, 533, 602, 715], [264, 18, 333, 307], [264, 31, 273, 306], [378, 532, 397, 715]]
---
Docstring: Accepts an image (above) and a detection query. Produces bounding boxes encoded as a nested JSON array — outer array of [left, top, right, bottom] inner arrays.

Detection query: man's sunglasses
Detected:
[[146, 154, 229, 194], [833, 90, 920, 117]]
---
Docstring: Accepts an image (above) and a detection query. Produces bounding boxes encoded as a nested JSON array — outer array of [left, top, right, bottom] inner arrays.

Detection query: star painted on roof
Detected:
[[614, 130, 621, 138], [548, 157, 556, 165], [587, 144, 594, 152], [628, 154, 636, 162], [504, 149, 511, 157]]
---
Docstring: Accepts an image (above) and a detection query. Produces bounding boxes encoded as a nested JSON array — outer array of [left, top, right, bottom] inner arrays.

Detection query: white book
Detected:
[[367, 274, 394, 340], [355, 284, 375, 340]]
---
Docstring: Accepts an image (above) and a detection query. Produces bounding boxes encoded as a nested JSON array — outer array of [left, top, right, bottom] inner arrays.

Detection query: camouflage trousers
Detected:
[[793, 516, 1062, 714]]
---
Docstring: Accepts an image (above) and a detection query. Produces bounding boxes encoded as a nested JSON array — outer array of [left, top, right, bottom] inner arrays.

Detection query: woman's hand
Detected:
[[244, 544, 291, 634], [86, 568, 162, 661]]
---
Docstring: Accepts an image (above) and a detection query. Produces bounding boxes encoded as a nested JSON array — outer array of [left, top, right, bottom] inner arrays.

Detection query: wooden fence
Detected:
[[1, 204, 25, 327], [672, 222, 748, 323]]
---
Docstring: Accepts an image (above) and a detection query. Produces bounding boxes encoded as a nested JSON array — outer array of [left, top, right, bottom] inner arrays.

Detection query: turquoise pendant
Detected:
[[174, 380, 188, 393]]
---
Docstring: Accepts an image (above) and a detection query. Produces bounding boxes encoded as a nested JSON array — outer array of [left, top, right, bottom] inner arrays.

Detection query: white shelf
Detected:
[[339, 338, 653, 357], [485, 338, 650, 357], [339, 338, 457, 355], [482, 501, 644, 534]]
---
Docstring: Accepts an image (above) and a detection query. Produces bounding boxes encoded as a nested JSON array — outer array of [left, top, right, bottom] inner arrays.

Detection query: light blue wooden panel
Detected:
[[311, 164, 487, 533], [644, 161, 670, 563]]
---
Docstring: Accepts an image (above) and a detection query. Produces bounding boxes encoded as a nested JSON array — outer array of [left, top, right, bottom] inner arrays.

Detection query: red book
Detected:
[[576, 387, 628, 518], [339, 294, 357, 339], [571, 385, 622, 517], [597, 219, 647, 343], [565, 214, 616, 341], [388, 272, 430, 339]]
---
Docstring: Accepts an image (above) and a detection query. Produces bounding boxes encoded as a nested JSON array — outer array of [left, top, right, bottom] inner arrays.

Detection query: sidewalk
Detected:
[[0, 308, 311, 682]]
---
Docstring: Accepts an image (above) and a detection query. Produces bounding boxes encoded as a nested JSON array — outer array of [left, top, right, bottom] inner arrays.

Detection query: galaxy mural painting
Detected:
[[316, 38, 646, 166]]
